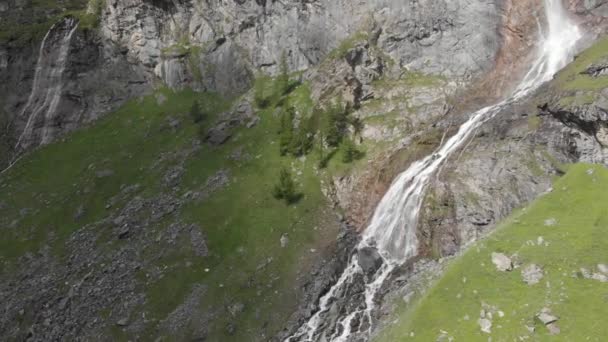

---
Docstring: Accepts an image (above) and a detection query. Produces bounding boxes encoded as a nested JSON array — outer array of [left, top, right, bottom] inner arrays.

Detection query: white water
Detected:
[[286, 0, 581, 341], [13, 17, 79, 151]]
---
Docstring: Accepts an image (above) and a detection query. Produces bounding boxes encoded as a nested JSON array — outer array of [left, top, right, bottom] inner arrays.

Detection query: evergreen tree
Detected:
[[323, 101, 349, 147], [272, 168, 300, 204], [341, 137, 361, 163], [189, 100, 204, 124], [254, 77, 271, 108], [276, 51, 290, 97], [279, 107, 295, 156], [290, 116, 315, 157]]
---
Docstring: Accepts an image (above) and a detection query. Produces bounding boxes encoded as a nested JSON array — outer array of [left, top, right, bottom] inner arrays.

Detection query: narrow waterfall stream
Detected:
[[14, 17, 79, 152], [286, 0, 582, 341]]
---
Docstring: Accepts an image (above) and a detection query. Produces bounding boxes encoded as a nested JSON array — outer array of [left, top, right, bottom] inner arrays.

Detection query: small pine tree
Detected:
[[276, 51, 290, 97], [279, 107, 295, 156], [323, 101, 350, 148], [341, 137, 362, 163], [254, 77, 271, 108], [272, 168, 300, 204], [290, 115, 315, 157], [190, 100, 204, 123], [349, 116, 364, 138]]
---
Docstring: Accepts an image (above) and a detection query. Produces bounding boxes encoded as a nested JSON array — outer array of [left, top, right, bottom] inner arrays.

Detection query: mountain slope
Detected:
[[377, 163, 608, 341], [0, 85, 346, 340]]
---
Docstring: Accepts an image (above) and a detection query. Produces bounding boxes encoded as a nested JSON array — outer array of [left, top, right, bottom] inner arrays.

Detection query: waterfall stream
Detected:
[[286, 0, 582, 341], [13, 17, 79, 152]]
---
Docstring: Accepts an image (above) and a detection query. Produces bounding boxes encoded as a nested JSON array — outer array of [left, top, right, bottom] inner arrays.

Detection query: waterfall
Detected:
[[13, 17, 79, 152], [286, 0, 582, 341]]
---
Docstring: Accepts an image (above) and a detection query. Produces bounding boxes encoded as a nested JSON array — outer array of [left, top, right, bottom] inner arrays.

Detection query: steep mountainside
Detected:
[[1, 0, 608, 341]]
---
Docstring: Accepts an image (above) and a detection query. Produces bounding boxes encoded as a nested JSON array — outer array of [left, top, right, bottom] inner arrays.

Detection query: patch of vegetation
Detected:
[[558, 93, 596, 107], [527, 115, 541, 131], [327, 31, 369, 60], [341, 137, 364, 163], [377, 163, 608, 341], [372, 71, 446, 90]]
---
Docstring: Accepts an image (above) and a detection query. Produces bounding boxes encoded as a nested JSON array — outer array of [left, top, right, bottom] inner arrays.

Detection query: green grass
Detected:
[[376, 163, 608, 341], [0, 88, 222, 263], [372, 71, 446, 90], [554, 37, 608, 92], [327, 31, 370, 60]]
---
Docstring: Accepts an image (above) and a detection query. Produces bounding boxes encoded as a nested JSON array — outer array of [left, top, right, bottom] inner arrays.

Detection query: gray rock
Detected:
[[357, 246, 383, 276], [95, 169, 115, 178], [116, 318, 129, 327], [537, 308, 558, 325], [544, 218, 558, 226], [522, 264, 544, 285], [598, 264, 608, 274], [591, 272, 608, 282], [491, 252, 513, 272], [580, 267, 592, 279], [190, 226, 208, 257], [280, 234, 289, 248], [228, 302, 245, 317], [204, 122, 233, 146], [163, 166, 184, 188], [478, 318, 492, 334], [581, 59, 608, 77], [547, 322, 561, 335], [117, 226, 130, 240], [74, 205, 85, 221]]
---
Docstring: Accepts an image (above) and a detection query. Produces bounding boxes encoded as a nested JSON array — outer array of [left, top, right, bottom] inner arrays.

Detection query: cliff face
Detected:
[[0, 0, 506, 165]]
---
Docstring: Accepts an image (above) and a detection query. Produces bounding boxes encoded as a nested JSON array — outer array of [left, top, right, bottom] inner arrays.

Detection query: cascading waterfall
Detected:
[[13, 17, 79, 152], [286, 0, 581, 341]]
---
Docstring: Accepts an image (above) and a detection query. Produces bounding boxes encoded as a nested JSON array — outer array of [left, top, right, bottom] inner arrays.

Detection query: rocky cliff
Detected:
[[1, 0, 507, 167]]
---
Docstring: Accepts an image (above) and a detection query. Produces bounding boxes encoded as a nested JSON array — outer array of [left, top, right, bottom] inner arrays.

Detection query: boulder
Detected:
[[547, 322, 561, 335], [536, 308, 558, 325], [491, 252, 513, 272], [205, 122, 233, 145], [522, 264, 544, 285], [116, 318, 129, 327], [95, 169, 115, 178], [280, 234, 289, 248], [357, 247, 383, 276], [478, 318, 492, 333]]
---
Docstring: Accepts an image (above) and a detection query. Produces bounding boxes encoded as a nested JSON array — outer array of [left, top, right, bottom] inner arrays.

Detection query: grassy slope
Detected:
[[0, 84, 340, 340], [377, 164, 608, 341], [554, 36, 608, 106]]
